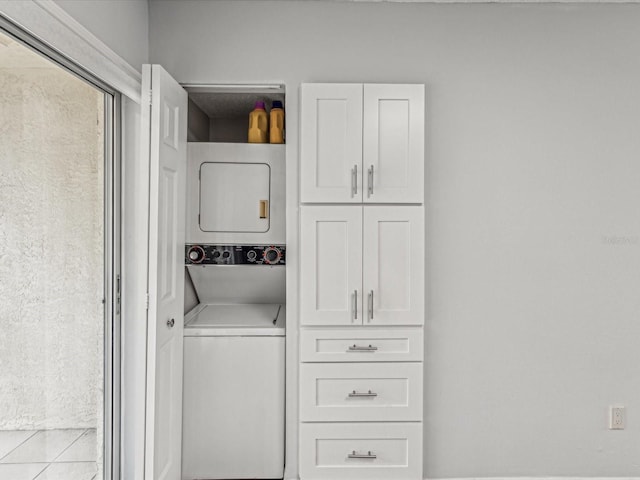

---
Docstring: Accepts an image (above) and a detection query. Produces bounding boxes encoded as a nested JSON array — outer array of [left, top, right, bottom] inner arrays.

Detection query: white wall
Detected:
[[55, 0, 149, 70], [149, 2, 640, 478], [0, 36, 104, 431]]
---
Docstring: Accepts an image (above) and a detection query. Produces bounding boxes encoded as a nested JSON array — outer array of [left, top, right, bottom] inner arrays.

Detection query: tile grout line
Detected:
[[31, 461, 53, 480], [32, 460, 98, 480], [28, 428, 88, 480], [33, 428, 90, 480], [0, 430, 40, 463], [50, 428, 89, 463], [0, 428, 97, 480]]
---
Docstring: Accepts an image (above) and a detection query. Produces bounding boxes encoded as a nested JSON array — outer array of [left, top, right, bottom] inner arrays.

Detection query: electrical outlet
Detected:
[[610, 406, 625, 430]]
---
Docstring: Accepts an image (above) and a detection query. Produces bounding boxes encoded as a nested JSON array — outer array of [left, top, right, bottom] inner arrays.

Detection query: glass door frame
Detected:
[[0, 15, 122, 480]]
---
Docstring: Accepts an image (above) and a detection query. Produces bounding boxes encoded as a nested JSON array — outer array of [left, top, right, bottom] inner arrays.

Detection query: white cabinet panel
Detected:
[[300, 422, 422, 480], [363, 206, 424, 326], [301, 83, 424, 204], [363, 84, 424, 203], [300, 363, 422, 422], [301, 206, 363, 325], [301, 206, 424, 326], [300, 327, 423, 362], [301, 84, 363, 203]]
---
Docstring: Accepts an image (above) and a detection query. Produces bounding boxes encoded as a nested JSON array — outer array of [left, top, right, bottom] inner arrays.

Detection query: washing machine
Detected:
[[182, 142, 287, 479], [182, 244, 286, 480]]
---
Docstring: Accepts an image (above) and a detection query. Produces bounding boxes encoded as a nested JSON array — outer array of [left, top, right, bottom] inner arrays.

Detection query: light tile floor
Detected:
[[0, 429, 97, 480]]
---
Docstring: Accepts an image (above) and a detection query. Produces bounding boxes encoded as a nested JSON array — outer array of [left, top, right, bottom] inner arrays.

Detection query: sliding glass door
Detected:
[[0, 24, 118, 480]]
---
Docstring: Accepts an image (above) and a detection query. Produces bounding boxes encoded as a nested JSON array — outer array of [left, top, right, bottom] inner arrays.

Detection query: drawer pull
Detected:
[[347, 344, 378, 352], [348, 450, 377, 459], [348, 390, 377, 397]]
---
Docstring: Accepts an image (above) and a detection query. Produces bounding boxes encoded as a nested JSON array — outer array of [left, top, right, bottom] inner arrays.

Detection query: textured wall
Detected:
[[150, 2, 640, 477], [0, 37, 104, 430]]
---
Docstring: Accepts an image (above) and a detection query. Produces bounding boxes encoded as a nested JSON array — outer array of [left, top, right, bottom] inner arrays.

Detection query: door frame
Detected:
[[0, 1, 141, 102], [0, 15, 122, 480]]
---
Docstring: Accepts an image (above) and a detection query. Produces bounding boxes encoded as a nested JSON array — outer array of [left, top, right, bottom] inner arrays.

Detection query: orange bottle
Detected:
[[248, 101, 268, 143], [269, 100, 285, 144]]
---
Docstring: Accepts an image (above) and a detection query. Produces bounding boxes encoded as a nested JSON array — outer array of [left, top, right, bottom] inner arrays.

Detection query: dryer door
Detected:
[[199, 162, 270, 233]]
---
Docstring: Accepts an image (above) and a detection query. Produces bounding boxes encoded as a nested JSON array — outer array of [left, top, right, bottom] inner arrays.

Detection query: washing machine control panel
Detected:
[[185, 244, 286, 265]]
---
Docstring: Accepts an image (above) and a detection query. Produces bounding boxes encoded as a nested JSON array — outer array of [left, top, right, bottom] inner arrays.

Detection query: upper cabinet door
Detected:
[[301, 84, 363, 203], [363, 84, 424, 204], [363, 206, 424, 326], [300, 206, 363, 325], [142, 64, 187, 480]]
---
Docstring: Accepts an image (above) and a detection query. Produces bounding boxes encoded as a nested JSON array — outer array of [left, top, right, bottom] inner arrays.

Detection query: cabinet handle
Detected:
[[347, 344, 378, 352], [367, 165, 374, 197], [259, 200, 268, 219], [368, 290, 374, 321], [351, 164, 358, 196], [353, 290, 358, 321], [348, 450, 377, 459], [348, 390, 378, 397]]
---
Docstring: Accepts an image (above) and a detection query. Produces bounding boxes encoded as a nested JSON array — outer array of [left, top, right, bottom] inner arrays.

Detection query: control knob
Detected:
[[187, 245, 205, 263], [262, 246, 282, 265]]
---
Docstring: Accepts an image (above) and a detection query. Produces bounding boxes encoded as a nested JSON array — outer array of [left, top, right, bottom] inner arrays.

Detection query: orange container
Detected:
[[248, 101, 268, 143], [269, 100, 285, 144]]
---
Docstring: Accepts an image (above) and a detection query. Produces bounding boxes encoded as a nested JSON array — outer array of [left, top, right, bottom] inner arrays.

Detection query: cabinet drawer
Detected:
[[300, 327, 423, 362], [300, 363, 422, 422], [300, 422, 422, 480]]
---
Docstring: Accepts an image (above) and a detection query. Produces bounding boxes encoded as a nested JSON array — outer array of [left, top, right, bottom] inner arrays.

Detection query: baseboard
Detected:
[[288, 477, 639, 480], [426, 477, 640, 480], [289, 477, 638, 480]]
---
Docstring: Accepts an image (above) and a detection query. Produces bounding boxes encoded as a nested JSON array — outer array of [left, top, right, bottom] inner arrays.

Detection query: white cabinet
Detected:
[[300, 205, 424, 326], [301, 83, 424, 204], [299, 206, 362, 325], [363, 206, 424, 326], [300, 422, 423, 480], [300, 84, 363, 203], [299, 82, 425, 480], [300, 362, 423, 422], [299, 327, 424, 363], [363, 85, 424, 203]]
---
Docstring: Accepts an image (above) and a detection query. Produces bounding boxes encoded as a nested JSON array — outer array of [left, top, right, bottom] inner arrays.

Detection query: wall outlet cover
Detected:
[[610, 406, 625, 430]]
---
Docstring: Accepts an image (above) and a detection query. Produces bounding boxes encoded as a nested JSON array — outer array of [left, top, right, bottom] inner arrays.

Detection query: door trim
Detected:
[[0, 0, 141, 101], [104, 93, 122, 480]]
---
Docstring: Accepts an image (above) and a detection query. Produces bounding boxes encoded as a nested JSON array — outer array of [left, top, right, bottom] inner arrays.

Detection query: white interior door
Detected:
[[363, 84, 424, 203], [363, 206, 424, 325], [142, 64, 187, 480], [300, 83, 363, 203], [300, 206, 363, 325]]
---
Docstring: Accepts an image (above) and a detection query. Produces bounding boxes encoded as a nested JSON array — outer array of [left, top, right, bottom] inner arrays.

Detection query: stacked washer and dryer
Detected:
[[182, 143, 286, 480]]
